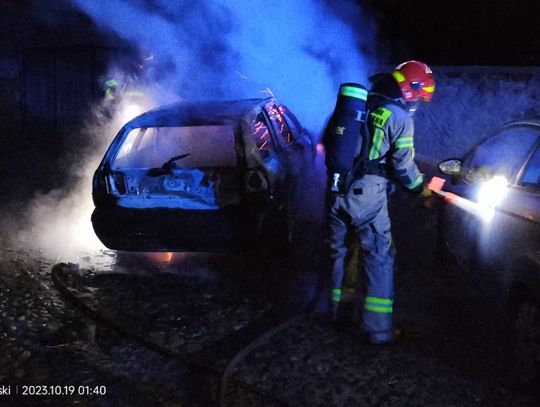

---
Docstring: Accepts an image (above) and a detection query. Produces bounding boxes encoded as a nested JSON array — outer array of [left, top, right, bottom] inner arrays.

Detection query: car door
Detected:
[[251, 109, 285, 197], [266, 102, 311, 173], [497, 143, 540, 293], [279, 104, 314, 161], [262, 102, 300, 202], [443, 125, 539, 290]]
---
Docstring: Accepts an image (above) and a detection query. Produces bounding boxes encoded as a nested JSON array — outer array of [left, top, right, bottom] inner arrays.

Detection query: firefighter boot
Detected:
[[369, 324, 404, 345]]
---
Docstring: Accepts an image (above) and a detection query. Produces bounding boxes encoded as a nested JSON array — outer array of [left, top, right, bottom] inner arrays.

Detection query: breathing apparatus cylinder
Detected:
[[323, 83, 368, 193]]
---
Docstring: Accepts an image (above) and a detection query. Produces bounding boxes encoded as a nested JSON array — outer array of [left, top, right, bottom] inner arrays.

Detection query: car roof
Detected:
[[471, 116, 540, 149], [125, 98, 272, 128], [500, 116, 540, 129]]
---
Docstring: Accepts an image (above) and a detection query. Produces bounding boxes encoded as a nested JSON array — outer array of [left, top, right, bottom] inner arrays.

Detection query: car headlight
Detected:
[[476, 175, 508, 209]]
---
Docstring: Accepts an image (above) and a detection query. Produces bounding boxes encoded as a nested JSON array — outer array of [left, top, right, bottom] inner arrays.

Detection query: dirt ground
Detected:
[[0, 160, 538, 406]]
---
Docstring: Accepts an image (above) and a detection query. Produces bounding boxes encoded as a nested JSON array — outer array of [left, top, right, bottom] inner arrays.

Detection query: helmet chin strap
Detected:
[[406, 100, 420, 116]]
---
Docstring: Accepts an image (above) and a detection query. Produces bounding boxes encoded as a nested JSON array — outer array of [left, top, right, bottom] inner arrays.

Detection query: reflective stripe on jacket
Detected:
[[365, 101, 423, 190]]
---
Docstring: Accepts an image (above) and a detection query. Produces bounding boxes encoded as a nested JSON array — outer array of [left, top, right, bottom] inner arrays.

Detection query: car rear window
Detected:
[[112, 125, 237, 169]]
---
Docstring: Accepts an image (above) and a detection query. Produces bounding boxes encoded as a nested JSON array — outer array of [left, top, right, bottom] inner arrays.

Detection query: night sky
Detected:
[[364, 0, 540, 66], [2, 1, 540, 66]]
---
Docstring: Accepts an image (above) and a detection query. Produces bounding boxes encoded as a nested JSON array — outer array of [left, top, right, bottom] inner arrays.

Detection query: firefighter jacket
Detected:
[[358, 94, 424, 191]]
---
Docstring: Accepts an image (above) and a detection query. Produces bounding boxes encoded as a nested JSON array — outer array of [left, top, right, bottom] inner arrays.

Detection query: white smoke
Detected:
[[69, 0, 376, 135], [16, 0, 376, 260], [17, 119, 118, 260]]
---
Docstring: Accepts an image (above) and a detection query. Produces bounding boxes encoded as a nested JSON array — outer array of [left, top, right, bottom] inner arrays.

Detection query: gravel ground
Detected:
[[228, 193, 531, 406], [54, 261, 274, 355], [1, 160, 539, 406], [0, 248, 196, 406]]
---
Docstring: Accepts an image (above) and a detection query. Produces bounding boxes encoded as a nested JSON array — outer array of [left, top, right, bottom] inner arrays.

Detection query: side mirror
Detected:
[[438, 159, 463, 175]]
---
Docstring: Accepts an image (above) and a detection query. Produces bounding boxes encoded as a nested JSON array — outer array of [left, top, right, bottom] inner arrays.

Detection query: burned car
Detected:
[[437, 117, 540, 387], [92, 98, 313, 252]]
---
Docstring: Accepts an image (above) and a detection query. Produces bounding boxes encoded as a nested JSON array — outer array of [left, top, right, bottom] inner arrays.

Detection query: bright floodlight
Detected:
[[122, 103, 143, 122], [476, 175, 508, 221]]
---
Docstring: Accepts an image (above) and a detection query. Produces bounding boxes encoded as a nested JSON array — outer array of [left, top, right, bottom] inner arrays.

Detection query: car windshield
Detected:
[[111, 125, 237, 169]]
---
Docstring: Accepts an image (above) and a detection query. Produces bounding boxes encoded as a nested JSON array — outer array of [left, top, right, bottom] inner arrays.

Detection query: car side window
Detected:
[[520, 145, 540, 189], [252, 113, 276, 159], [468, 127, 539, 181], [282, 109, 303, 140], [266, 103, 293, 145]]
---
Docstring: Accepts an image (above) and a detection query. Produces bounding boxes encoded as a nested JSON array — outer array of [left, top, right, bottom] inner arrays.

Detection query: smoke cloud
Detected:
[[15, 0, 376, 260], [16, 119, 120, 260], [70, 0, 376, 135]]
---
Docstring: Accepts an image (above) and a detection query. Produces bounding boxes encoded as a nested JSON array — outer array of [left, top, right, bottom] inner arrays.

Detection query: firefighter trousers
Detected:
[[326, 182, 395, 342]]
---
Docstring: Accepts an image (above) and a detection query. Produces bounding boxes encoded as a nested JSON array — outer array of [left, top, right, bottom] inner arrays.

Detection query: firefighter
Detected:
[[101, 52, 154, 122], [326, 60, 435, 344]]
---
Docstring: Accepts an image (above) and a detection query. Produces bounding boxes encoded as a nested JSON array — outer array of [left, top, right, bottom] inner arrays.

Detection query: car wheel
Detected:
[[512, 300, 540, 389]]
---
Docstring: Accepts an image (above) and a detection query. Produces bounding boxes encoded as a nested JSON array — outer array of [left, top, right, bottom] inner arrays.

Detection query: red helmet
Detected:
[[392, 60, 435, 102]]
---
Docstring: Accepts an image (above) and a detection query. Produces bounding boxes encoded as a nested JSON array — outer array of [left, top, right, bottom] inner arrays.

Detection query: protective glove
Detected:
[[408, 175, 436, 207], [418, 187, 439, 208], [419, 187, 432, 198]]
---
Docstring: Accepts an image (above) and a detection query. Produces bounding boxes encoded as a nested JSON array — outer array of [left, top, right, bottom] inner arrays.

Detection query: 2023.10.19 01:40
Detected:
[[20, 385, 107, 396]]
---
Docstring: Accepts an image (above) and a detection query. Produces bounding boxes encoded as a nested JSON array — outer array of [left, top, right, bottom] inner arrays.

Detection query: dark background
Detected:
[[4, 0, 540, 64], [363, 0, 540, 66], [1, 0, 540, 200]]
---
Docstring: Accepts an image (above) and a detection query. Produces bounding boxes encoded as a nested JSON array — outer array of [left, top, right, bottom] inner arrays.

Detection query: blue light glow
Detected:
[[69, 0, 374, 138]]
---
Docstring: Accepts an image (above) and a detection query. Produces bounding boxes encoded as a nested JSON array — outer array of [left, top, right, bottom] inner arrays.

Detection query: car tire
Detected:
[[512, 300, 540, 390]]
